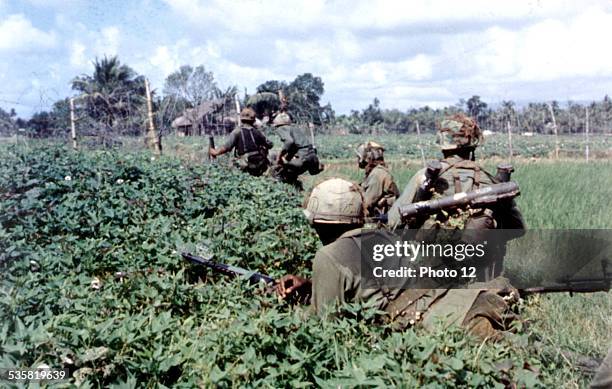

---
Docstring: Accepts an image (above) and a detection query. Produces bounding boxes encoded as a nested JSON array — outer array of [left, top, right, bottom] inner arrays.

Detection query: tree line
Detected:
[[338, 95, 612, 135], [1, 55, 611, 139]]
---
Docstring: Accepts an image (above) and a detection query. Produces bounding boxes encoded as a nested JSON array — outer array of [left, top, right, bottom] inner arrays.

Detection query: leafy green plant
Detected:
[[0, 143, 607, 387]]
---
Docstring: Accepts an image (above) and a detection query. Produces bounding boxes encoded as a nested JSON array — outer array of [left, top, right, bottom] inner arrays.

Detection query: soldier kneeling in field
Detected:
[[276, 178, 521, 340], [356, 141, 400, 217], [209, 107, 273, 176], [387, 114, 525, 280], [269, 113, 324, 189]]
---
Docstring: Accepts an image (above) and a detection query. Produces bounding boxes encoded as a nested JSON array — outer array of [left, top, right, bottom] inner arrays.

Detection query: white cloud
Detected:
[[69, 41, 86, 67], [4, 0, 612, 118], [0, 14, 56, 51], [95, 26, 120, 56]]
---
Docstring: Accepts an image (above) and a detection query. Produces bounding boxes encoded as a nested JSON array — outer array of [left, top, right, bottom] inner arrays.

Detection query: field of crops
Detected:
[[310, 133, 612, 160], [111, 131, 612, 165], [0, 140, 610, 387]]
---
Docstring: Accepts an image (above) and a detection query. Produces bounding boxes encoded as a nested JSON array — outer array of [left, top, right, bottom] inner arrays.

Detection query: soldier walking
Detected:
[[209, 107, 273, 176]]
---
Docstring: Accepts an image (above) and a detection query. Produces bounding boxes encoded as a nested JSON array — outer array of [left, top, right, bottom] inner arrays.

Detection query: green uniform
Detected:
[[272, 125, 322, 185], [388, 155, 525, 230], [387, 155, 525, 280], [311, 228, 519, 339], [361, 164, 399, 216], [223, 124, 273, 176]]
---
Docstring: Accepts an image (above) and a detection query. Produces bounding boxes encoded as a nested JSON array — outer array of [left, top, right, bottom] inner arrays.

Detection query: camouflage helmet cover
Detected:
[[356, 141, 385, 168], [437, 114, 483, 150], [303, 178, 365, 224], [240, 107, 256, 122], [272, 112, 291, 127]]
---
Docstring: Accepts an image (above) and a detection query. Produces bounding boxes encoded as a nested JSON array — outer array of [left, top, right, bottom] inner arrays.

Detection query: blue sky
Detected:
[[2, 0, 612, 118]]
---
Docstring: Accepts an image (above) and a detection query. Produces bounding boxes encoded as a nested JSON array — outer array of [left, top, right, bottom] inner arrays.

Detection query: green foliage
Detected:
[[71, 55, 147, 135], [256, 73, 333, 124], [0, 143, 608, 387]]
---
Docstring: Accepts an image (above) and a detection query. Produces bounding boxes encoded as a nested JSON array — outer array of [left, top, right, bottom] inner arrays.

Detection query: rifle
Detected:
[[208, 135, 215, 161], [181, 252, 274, 284], [520, 260, 610, 296], [399, 182, 520, 222]]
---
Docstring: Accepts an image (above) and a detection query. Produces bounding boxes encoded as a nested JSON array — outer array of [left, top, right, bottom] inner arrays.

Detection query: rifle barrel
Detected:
[[181, 252, 275, 284], [520, 282, 610, 295]]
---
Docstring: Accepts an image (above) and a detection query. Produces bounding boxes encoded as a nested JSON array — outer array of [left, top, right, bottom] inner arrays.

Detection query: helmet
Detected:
[[437, 114, 482, 150], [303, 178, 365, 224], [272, 112, 291, 127], [356, 141, 385, 168], [240, 107, 256, 123]]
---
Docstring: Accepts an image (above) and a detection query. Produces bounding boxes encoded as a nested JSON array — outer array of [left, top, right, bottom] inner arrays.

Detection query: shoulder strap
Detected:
[[238, 127, 260, 155], [440, 159, 482, 191]]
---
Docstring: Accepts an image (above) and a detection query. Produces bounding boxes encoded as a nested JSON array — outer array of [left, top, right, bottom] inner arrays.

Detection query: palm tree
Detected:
[[72, 56, 145, 133]]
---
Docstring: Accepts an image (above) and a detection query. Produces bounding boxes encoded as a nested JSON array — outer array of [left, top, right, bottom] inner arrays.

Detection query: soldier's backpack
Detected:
[[234, 127, 269, 174], [420, 158, 498, 231]]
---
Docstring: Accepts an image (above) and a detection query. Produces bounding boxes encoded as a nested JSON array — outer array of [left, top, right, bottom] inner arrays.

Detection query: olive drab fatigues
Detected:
[[311, 228, 520, 340], [223, 124, 273, 176], [388, 155, 525, 230], [387, 155, 525, 280], [271, 125, 322, 185], [361, 164, 399, 216], [388, 156, 525, 281]]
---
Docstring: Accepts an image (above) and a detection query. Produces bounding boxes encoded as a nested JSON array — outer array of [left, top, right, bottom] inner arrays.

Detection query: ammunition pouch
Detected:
[[235, 150, 269, 175]]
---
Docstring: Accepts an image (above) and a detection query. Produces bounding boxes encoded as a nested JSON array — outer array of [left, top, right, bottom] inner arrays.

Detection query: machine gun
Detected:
[[181, 252, 274, 284], [520, 260, 610, 296], [399, 182, 520, 222]]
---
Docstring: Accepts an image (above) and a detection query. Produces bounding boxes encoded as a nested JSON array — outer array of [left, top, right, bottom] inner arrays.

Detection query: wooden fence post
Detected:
[[547, 103, 559, 159], [144, 78, 162, 155], [70, 98, 78, 150], [507, 121, 513, 161], [416, 121, 425, 166], [585, 107, 590, 162]]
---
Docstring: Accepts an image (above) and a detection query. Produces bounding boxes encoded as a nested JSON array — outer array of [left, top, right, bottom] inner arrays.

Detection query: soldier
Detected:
[[356, 141, 399, 216], [276, 178, 520, 340], [269, 113, 323, 189], [387, 114, 525, 279], [389, 114, 524, 230], [209, 107, 273, 176]]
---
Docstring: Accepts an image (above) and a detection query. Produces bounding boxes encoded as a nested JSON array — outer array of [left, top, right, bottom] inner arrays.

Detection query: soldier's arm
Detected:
[[209, 146, 229, 157], [362, 171, 384, 213], [387, 168, 426, 229], [311, 249, 355, 315], [497, 200, 526, 230], [277, 128, 297, 161], [210, 129, 239, 157]]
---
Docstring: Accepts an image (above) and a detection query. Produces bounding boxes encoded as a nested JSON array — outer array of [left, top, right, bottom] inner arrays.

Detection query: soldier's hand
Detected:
[[276, 274, 310, 298]]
